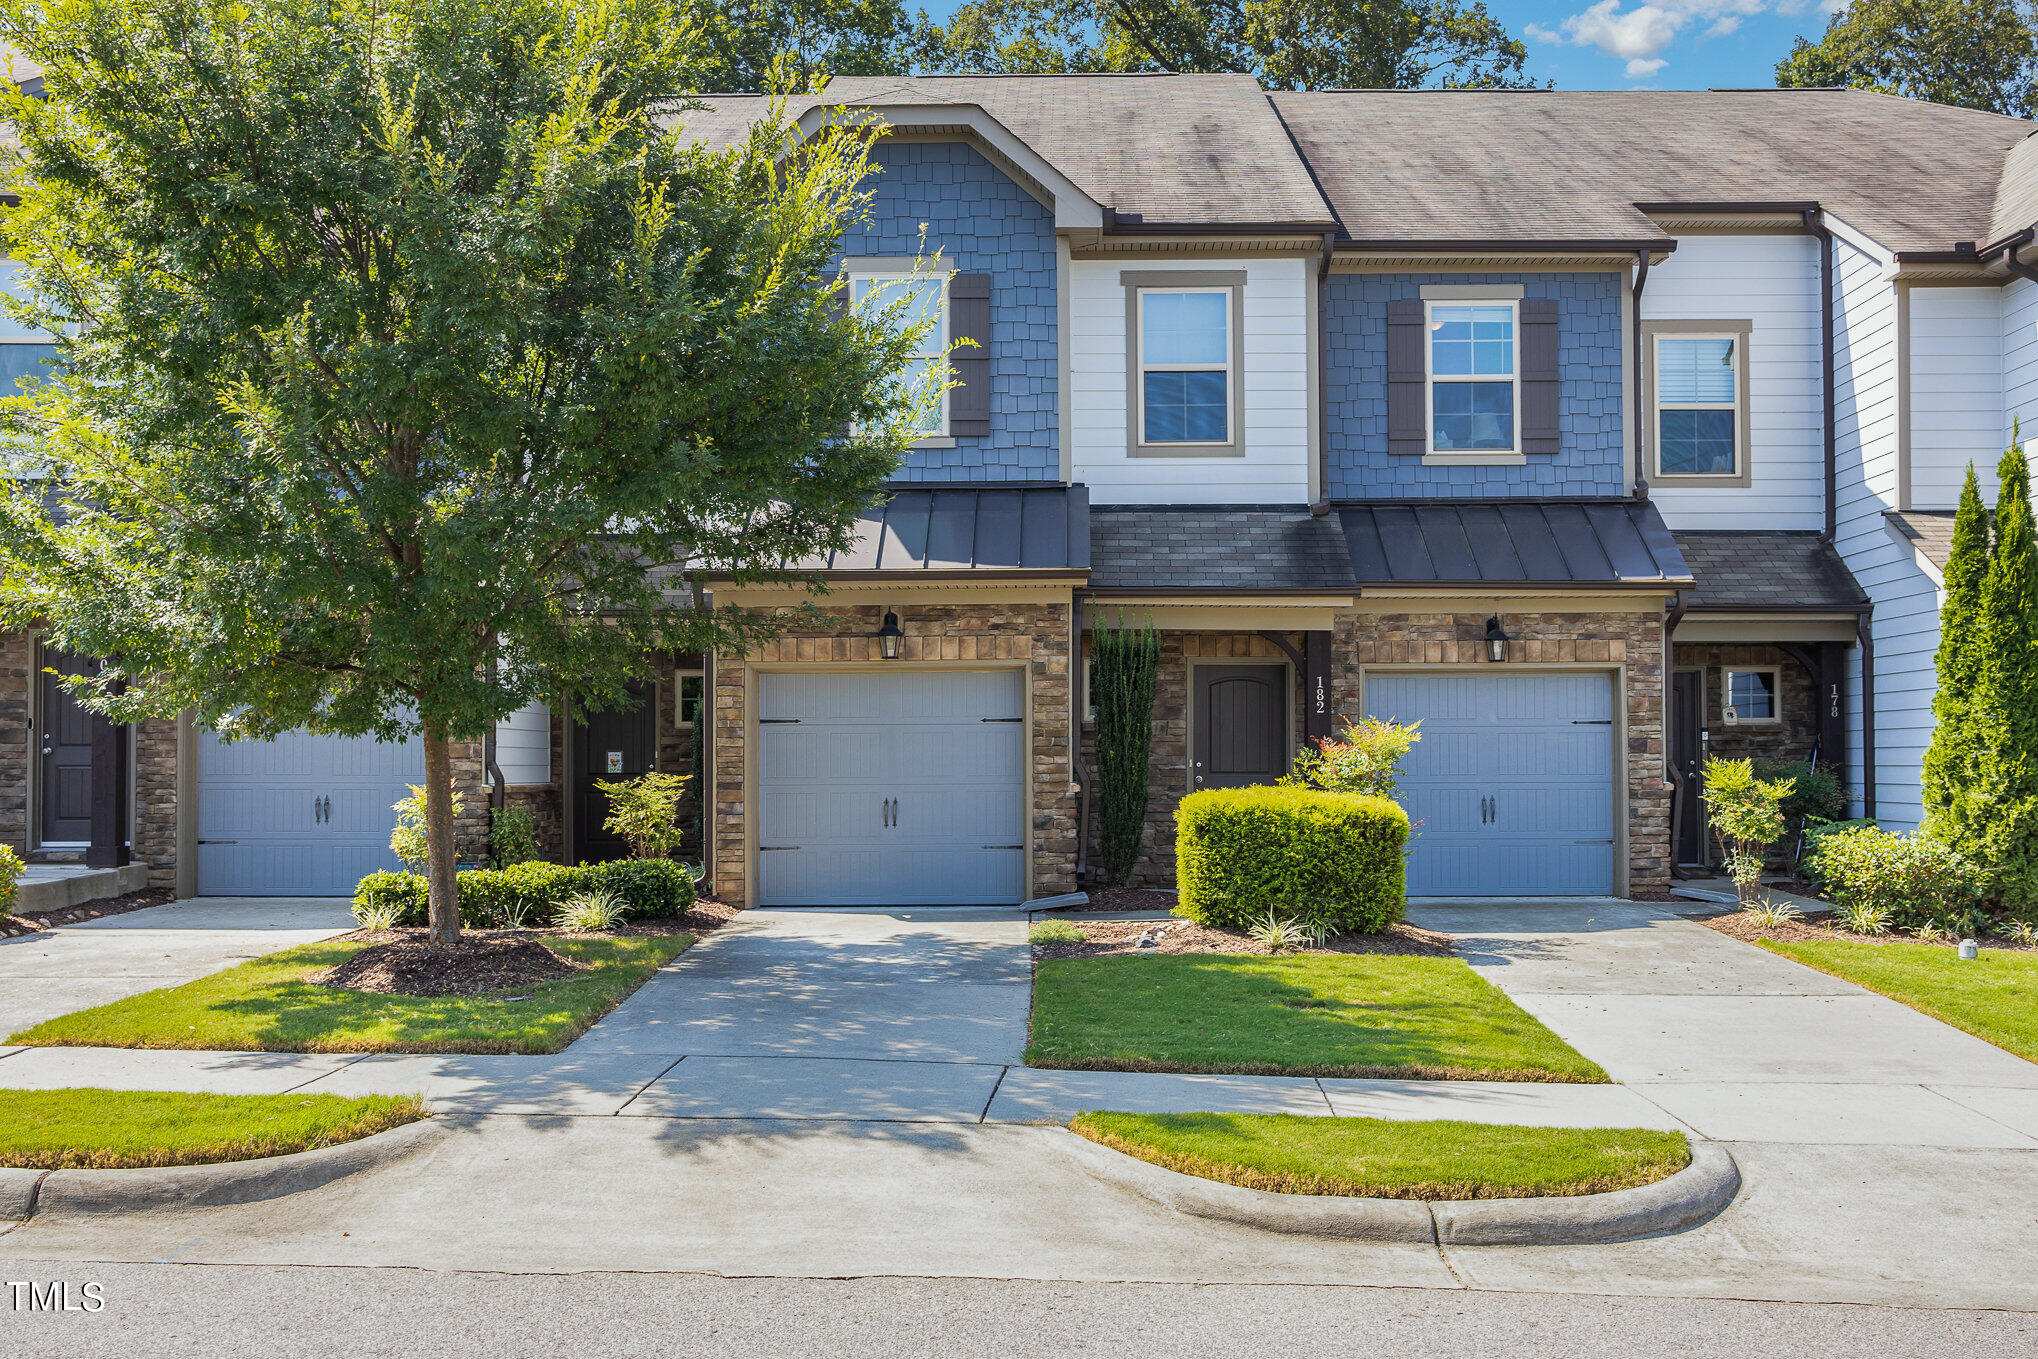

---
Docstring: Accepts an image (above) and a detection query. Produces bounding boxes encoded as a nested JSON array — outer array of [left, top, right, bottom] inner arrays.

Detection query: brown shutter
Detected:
[[948, 272, 991, 437], [1387, 298, 1426, 456], [1521, 297, 1561, 456]]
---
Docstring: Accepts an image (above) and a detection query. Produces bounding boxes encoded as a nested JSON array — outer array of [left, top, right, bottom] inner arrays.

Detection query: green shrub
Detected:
[[490, 803, 540, 867], [1286, 717, 1421, 799], [1751, 758, 1848, 843], [1704, 756, 1795, 905], [1093, 616, 1161, 886], [457, 861, 582, 928], [389, 783, 461, 873], [353, 871, 428, 928], [558, 889, 627, 933], [580, 858, 694, 918], [595, 771, 688, 859], [1028, 919, 1086, 945], [0, 842, 25, 914], [1807, 825, 1992, 936], [1175, 785, 1408, 934]]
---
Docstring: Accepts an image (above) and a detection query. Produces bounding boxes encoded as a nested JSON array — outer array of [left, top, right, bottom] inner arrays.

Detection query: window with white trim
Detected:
[[849, 270, 947, 436], [1427, 300, 1518, 454], [1655, 333, 1742, 477], [1721, 667, 1779, 725], [1137, 287, 1232, 445], [673, 671, 706, 729]]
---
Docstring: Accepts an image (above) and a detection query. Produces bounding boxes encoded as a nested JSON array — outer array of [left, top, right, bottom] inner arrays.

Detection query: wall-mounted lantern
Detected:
[[876, 610, 903, 661], [1483, 616, 1512, 663]]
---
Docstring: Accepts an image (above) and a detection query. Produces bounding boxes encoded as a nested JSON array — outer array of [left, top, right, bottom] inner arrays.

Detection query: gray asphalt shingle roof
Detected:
[[1088, 507, 1356, 591], [1672, 531, 1867, 611]]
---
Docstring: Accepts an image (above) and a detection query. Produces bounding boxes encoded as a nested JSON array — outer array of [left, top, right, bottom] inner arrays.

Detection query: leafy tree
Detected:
[[928, 0, 1538, 89], [1092, 615, 1160, 886], [0, 0, 930, 946], [1974, 442, 2038, 909], [1921, 462, 1993, 851], [1704, 756, 1795, 907], [684, 0, 934, 92], [1776, 0, 2038, 118], [1285, 717, 1421, 799], [597, 770, 690, 859]]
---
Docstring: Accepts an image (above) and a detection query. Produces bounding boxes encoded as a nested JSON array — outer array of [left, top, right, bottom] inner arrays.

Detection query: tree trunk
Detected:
[[422, 719, 461, 948]]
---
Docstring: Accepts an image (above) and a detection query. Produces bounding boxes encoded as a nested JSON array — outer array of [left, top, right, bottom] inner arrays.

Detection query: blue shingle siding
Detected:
[[1325, 272, 1625, 499], [837, 140, 1059, 483]]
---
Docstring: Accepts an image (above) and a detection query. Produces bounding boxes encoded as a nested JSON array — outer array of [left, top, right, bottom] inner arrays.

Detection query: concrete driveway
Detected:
[[0, 897, 357, 1038]]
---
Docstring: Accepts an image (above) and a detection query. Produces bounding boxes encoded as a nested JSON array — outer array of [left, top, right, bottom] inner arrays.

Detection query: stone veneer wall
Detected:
[[0, 631, 27, 856], [1671, 644, 1820, 768], [711, 602, 1076, 907], [1332, 608, 1672, 894], [1081, 631, 1305, 889]]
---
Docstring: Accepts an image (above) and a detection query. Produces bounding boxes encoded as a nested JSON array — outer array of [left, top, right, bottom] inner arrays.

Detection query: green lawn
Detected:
[[1760, 938, 2038, 1063], [9, 934, 691, 1054], [1071, 1111, 1690, 1199], [1028, 953, 1608, 1082], [0, 1089, 426, 1170]]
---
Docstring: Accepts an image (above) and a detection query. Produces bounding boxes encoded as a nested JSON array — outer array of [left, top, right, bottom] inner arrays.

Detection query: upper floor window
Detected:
[[0, 259, 60, 393], [1427, 301, 1518, 454], [850, 267, 947, 437], [1124, 270, 1245, 456], [1646, 320, 1751, 488]]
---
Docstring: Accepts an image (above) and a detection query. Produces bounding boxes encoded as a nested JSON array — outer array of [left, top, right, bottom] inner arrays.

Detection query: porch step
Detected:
[[12, 863, 151, 915], [1668, 884, 1740, 905]]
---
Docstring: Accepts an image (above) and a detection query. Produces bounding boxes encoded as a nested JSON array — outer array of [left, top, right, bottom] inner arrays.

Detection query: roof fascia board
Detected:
[[1335, 237, 1676, 254], [796, 102, 1105, 233], [1330, 251, 1663, 272], [1819, 209, 1897, 271], [1883, 514, 1947, 588]]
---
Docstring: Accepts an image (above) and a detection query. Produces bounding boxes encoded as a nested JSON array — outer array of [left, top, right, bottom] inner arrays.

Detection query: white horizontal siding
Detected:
[[2003, 276, 2038, 484], [1070, 256, 1312, 504], [1908, 285, 2004, 510], [1642, 234, 1823, 531], [494, 701, 551, 787]]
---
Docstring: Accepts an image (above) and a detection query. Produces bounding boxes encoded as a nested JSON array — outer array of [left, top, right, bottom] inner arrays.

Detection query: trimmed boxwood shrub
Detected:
[[352, 858, 696, 929], [1175, 786, 1409, 933]]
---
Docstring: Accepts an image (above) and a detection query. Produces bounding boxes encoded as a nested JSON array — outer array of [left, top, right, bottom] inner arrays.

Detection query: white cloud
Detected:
[[1524, 22, 1564, 43], [1538, 0, 1778, 78]]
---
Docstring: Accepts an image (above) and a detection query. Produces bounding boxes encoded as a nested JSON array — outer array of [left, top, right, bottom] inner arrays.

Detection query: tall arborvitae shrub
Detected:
[[1921, 463, 1992, 852], [1092, 616, 1161, 886], [1976, 442, 2038, 911]]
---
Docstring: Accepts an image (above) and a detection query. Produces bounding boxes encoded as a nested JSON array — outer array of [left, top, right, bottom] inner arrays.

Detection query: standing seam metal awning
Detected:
[[795, 485, 1092, 573], [1337, 501, 1692, 588]]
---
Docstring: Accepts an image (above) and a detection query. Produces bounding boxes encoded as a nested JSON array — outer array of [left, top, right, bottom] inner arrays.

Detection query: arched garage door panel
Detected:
[[1366, 672, 1616, 897], [197, 728, 423, 896]]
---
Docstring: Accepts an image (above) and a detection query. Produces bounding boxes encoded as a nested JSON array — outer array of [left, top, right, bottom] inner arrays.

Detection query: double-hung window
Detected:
[[849, 268, 948, 437], [1721, 667, 1779, 725], [1427, 301, 1518, 454], [0, 259, 60, 394], [1137, 286, 1232, 446], [1647, 322, 1750, 485]]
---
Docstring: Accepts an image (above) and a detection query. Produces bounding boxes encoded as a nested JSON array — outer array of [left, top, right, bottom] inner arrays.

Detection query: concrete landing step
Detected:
[[14, 863, 151, 915]]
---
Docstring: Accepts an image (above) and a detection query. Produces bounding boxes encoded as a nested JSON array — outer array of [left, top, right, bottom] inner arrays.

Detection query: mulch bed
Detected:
[[314, 931, 585, 997], [1, 887, 176, 939], [1074, 885, 1182, 915], [1696, 905, 2038, 953], [1034, 916, 1455, 960]]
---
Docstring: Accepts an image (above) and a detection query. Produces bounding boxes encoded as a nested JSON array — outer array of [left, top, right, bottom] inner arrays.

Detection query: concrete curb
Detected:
[[1059, 1131, 1740, 1246], [0, 1167, 44, 1221], [24, 1116, 446, 1221]]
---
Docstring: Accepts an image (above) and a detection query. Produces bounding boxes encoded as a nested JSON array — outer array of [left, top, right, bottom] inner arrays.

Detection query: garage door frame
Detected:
[[743, 660, 1035, 907], [1358, 662, 1630, 898]]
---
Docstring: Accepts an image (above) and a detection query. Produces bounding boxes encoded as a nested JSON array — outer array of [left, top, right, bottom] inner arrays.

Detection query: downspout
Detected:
[[2007, 239, 2038, 286], [693, 581, 715, 893], [484, 657, 506, 813], [1857, 606, 1877, 819], [1630, 249, 1651, 499], [1071, 590, 1091, 884], [1663, 591, 1691, 879], [1311, 230, 1336, 516], [1805, 208, 1837, 540]]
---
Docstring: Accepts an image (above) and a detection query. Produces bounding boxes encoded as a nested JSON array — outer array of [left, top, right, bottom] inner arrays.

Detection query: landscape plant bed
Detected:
[[1029, 953, 1609, 1082], [1755, 937, 2038, 1063], [1069, 1111, 1690, 1199], [0, 1088, 426, 1170], [1, 887, 176, 939], [8, 930, 693, 1054], [1032, 916, 1453, 960], [1699, 907, 2038, 953]]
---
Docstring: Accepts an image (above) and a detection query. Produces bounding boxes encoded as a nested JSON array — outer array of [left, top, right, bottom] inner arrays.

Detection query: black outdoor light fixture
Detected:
[[876, 610, 904, 660], [1483, 616, 1512, 663]]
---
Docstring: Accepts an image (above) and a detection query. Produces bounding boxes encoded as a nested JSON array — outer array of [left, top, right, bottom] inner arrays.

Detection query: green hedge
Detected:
[[354, 859, 695, 930], [1175, 785, 1409, 933]]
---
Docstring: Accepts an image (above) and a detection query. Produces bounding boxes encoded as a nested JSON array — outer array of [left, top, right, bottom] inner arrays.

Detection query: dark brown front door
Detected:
[[39, 650, 98, 845], [574, 681, 657, 863], [1193, 664, 1289, 790], [1671, 668, 1707, 865]]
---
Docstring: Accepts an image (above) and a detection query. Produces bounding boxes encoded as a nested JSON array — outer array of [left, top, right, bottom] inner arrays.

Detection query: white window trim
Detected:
[[846, 264, 951, 439], [1135, 285, 1234, 449], [1720, 666, 1781, 726], [673, 670, 706, 729], [1644, 321, 1753, 488], [1424, 297, 1520, 459]]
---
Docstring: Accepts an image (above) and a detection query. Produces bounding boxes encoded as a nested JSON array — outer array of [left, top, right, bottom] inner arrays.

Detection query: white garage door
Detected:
[[197, 728, 424, 896], [757, 670, 1026, 906], [1366, 672, 1617, 897]]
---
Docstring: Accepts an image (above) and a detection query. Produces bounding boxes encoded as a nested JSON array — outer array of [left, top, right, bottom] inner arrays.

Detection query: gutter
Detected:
[[1630, 249, 1651, 499], [1663, 591, 1691, 878], [1857, 607, 1878, 818], [1313, 229, 1335, 517], [1804, 208, 1838, 540]]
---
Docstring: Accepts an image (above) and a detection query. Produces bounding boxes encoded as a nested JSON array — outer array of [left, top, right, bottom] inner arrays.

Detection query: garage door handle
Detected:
[[980, 717, 1022, 724], [1572, 719, 1613, 726], [759, 845, 800, 852], [197, 839, 238, 845]]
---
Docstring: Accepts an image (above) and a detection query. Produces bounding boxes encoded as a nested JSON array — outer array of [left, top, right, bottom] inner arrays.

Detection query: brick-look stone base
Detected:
[[1081, 631, 1304, 889], [711, 601, 1076, 908], [1671, 643, 1819, 768], [0, 631, 27, 857], [1334, 608, 1672, 894]]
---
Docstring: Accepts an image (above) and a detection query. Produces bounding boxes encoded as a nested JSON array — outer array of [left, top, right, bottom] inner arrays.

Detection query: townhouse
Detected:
[[5, 75, 2031, 906]]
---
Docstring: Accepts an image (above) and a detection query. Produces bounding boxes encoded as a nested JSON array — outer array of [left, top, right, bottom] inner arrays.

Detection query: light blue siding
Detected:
[[840, 140, 1058, 483], [1327, 272, 1626, 499], [1366, 672, 1617, 896]]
